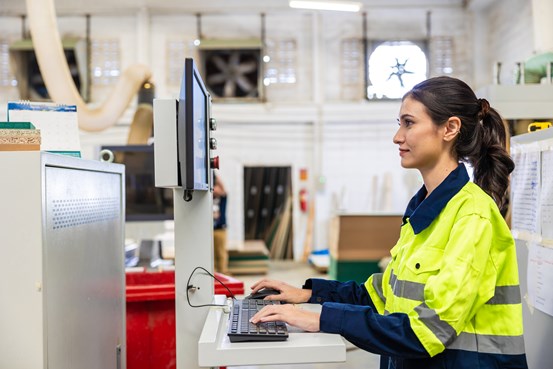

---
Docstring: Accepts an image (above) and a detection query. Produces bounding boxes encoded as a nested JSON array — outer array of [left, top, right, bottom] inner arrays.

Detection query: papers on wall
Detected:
[[512, 133, 553, 317], [7, 101, 81, 157], [527, 242, 553, 316], [541, 150, 553, 241], [511, 150, 541, 237]]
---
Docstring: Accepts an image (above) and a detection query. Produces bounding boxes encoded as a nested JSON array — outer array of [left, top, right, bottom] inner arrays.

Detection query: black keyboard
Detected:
[[227, 299, 288, 342]]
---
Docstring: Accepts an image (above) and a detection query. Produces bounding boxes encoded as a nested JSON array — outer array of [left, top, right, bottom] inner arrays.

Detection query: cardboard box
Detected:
[[329, 214, 402, 260]]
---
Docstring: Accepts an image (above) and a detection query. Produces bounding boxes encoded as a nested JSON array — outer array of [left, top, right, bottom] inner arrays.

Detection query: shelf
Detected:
[[198, 296, 346, 367], [478, 84, 553, 119]]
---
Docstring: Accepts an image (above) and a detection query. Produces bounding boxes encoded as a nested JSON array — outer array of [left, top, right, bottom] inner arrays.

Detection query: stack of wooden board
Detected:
[[243, 166, 294, 260], [328, 214, 402, 283], [0, 122, 41, 151], [265, 196, 294, 259], [227, 240, 270, 275]]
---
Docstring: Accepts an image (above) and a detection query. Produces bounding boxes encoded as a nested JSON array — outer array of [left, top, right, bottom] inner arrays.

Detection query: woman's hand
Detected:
[[250, 279, 312, 304], [250, 303, 321, 332]]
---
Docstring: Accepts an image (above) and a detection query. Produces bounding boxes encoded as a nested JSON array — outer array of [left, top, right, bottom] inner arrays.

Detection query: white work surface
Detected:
[[198, 295, 347, 367]]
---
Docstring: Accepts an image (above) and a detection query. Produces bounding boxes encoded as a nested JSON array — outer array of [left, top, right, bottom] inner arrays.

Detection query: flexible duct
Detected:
[[26, 0, 152, 132]]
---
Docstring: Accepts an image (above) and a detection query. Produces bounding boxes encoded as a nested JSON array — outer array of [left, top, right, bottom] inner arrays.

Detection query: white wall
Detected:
[[470, 0, 535, 89], [214, 119, 314, 258], [0, 1, 540, 258]]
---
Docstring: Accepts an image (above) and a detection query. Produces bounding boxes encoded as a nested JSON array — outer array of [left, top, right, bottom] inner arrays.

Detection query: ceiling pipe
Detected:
[[26, 0, 152, 132]]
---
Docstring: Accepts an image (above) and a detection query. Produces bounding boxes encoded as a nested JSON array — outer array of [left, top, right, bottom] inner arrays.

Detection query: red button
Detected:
[[211, 156, 220, 169]]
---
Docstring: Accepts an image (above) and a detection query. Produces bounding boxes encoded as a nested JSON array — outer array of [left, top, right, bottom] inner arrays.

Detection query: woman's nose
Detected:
[[393, 128, 403, 144]]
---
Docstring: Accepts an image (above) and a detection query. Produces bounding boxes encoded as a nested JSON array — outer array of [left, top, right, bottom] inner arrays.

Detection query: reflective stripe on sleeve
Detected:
[[486, 285, 522, 305], [371, 273, 386, 304], [414, 302, 457, 347]]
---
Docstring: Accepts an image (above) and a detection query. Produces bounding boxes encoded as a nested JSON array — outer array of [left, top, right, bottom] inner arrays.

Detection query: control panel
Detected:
[[209, 117, 219, 173]]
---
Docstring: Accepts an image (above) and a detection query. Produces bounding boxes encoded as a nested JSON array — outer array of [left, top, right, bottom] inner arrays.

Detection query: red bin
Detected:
[[126, 270, 244, 369]]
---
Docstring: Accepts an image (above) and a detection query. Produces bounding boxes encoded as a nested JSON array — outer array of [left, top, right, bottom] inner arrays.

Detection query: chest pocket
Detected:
[[388, 248, 444, 303], [404, 248, 443, 282]]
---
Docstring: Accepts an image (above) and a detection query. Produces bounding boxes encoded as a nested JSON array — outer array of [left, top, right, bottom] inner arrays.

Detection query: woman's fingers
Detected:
[[250, 304, 289, 324], [249, 305, 321, 332]]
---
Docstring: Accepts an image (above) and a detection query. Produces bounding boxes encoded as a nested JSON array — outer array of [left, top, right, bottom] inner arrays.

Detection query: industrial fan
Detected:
[[201, 48, 261, 100]]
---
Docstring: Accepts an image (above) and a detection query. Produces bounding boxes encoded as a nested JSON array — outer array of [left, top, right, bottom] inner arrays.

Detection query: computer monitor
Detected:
[[178, 58, 211, 195], [100, 144, 174, 221]]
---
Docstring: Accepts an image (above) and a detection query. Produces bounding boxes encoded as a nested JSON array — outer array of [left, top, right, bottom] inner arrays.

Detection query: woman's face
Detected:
[[393, 96, 448, 172]]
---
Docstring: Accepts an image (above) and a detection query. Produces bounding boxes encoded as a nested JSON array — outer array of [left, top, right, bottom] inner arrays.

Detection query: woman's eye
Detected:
[[397, 119, 414, 127]]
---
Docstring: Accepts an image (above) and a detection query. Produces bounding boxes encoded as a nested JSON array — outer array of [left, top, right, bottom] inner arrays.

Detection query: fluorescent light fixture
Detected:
[[289, 0, 362, 12]]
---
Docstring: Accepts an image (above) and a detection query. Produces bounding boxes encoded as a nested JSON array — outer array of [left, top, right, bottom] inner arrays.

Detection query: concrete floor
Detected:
[[226, 260, 381, 369]]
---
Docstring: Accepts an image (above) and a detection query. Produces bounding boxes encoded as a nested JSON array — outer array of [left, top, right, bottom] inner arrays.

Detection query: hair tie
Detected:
[[477, 98, 490, 120]]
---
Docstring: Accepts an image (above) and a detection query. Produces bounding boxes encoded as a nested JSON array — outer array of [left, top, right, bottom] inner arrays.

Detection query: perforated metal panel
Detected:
[[51, 197, 119, 229], [44, 164, 124, 369]]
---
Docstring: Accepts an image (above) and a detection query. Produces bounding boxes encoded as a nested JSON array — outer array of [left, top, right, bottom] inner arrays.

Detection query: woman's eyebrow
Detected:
[[399, 114, 414, 120]]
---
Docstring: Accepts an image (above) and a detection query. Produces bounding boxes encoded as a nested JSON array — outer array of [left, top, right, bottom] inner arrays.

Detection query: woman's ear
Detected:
[[444, 116, 461, 142]]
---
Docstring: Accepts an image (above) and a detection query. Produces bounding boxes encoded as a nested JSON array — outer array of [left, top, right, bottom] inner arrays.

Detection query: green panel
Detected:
[[47, 151, 82, 158], [0, 122, 36, 129], [329, 257, 380, 284]]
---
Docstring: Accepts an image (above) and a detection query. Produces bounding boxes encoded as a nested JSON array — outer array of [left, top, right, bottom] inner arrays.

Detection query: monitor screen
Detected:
[[178, 58, 211, 192], [101, 144, 173, 221]]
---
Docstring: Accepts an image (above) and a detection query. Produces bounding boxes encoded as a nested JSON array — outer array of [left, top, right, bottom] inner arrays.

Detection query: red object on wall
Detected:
[[299, 188, 308, 212], [126, 270, 244, 369]]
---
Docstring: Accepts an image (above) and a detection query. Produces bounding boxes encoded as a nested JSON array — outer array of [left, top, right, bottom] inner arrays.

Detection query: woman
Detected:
[[250, 76, 528, 369], [213, 174, 228, 274]]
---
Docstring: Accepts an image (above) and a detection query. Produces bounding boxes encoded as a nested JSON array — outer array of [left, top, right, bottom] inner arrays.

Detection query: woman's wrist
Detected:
[[300, 288, 312, 303]]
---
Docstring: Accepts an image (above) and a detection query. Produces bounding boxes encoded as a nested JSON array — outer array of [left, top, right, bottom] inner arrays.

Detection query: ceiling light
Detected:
[[289, 0, 362, 12]]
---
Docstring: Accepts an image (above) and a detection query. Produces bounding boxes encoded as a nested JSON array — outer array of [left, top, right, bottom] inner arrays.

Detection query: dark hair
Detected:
[[403, 76, 514, 212]]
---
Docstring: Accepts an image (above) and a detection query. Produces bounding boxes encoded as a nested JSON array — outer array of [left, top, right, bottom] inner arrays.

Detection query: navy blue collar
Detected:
[[403, 163, 470, 234]]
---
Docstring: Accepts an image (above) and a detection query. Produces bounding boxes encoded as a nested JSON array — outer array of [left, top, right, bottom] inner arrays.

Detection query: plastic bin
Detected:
[[126, 270, 244, 369]]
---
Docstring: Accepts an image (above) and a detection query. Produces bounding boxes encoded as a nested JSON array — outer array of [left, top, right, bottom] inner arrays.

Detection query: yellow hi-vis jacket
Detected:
[[366, 178, 525, 361]]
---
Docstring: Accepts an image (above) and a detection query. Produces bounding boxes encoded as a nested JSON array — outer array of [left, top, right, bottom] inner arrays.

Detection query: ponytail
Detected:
[[472, 103, 514, 213], [405, 77, 514, 212]]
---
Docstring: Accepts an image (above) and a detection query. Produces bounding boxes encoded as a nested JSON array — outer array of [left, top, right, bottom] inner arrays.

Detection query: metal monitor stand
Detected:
[[174, 188, 214, 369], [153, 98, 216, 369]]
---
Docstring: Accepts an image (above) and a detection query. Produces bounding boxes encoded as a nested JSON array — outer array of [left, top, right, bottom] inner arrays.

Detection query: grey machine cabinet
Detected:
[[0, 152, 126, 369]]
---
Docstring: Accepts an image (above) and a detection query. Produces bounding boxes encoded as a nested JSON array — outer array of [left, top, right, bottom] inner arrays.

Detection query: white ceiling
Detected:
[[1, 0, 469, 16]]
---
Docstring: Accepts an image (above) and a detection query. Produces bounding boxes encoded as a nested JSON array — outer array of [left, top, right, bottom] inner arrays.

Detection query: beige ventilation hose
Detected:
[[26, 0, 152, 132]]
